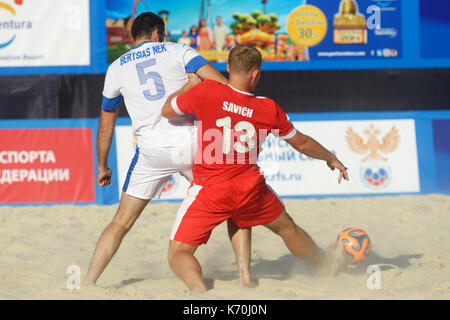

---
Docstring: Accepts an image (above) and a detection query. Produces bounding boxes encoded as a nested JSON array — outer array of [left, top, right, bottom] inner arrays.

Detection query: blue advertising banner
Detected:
[[105, 0, 402, 64], [306, 0, 402, 61], [100, 0, 450, 72], [432, 120, 450, 194], [420, 0, 450, 59]]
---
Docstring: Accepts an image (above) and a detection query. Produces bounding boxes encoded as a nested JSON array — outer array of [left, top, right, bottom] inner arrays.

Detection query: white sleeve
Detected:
[[178, 44, 209, 73], [101, 66, 122, 111], [102, 66, 121, 99], [171, 96, 184, 115]]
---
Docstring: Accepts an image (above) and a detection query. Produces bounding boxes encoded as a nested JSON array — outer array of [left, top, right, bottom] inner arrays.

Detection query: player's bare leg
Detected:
[[265, 209, 324, 267], [264, 209, 324, 267], [83, 193, 149, 286], [227, 219, 252, 287], [168, 240, 207, 293], [264, 209, 347, 275]]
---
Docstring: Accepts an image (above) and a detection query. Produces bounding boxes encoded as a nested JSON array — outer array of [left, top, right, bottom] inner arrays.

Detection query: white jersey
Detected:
[[101, 41, 208, 149]]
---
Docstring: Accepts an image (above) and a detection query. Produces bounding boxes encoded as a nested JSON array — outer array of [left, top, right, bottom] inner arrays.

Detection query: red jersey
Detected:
[[172, 80, 296, 185]]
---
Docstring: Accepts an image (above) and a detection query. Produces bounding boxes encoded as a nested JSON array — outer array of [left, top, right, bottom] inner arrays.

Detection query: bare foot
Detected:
[[81, 280, 96, 288], [238, 278, 258, 288], [191, 285, 208, 293], [238, 272, 253, 288]]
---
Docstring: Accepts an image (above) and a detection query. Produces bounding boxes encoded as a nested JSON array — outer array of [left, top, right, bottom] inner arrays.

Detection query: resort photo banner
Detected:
[[106, 0, 402, 65]]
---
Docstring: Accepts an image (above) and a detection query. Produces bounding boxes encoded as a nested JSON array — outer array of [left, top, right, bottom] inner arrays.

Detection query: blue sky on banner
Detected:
[[106, 0, 305, 35]]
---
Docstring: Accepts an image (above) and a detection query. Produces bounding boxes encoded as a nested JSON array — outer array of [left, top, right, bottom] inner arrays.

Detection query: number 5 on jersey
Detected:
[[136, 59, 166, 101]]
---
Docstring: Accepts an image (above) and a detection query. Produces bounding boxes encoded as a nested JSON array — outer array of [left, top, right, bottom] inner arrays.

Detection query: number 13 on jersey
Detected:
[[216, 116, 257, 154]]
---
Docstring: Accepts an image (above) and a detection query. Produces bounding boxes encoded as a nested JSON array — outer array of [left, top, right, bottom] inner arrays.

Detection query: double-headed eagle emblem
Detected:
[[346, 125, 399, 162]]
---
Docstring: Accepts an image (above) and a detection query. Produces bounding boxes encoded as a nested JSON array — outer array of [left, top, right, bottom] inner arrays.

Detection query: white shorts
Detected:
[[122, 143, 195, 200]]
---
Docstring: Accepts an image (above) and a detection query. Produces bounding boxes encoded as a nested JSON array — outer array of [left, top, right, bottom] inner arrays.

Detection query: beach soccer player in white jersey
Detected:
[[82, 12, 252, 287]]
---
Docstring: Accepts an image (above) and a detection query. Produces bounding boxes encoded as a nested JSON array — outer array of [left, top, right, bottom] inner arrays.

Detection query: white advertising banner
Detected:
[[115, 119, 420, 200], [0, 0, 90, 67], [259, 119, 420, 195]]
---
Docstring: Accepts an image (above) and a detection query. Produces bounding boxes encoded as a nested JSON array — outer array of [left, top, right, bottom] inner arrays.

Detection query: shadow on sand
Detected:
[[109, 277, 146, 289], [109, 251, 423, 290], [211, 251, 423, 284]]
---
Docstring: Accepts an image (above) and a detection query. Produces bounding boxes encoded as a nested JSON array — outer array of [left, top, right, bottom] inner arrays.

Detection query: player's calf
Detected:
[[264, 209, 325, 269], [168, 240, 207, 292]]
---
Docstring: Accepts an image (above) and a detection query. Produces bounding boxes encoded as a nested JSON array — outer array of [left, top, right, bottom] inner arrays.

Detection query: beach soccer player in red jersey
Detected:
[[161, 44, 350, 293]]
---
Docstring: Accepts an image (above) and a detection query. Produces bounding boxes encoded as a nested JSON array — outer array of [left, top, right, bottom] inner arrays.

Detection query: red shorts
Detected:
[[170, 173, 284, 246]]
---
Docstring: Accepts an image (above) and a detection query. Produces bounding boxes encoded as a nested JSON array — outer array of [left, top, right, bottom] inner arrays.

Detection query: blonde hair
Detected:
[[228, 45, 262, 75]]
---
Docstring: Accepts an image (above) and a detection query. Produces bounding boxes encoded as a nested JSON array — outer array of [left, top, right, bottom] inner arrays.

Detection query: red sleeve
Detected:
[[271, 101, 297, 140], [172, 80, 211, 115]]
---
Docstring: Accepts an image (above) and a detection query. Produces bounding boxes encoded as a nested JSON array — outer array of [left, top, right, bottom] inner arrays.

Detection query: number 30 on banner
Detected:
[[287, 4, 328, 47]]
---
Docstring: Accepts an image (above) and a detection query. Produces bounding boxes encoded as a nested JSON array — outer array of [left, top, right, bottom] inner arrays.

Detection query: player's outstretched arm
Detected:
[[97, 108, 119, 186], [161, 73, 201, 119], [286, 131, 349, 184], [195, 63, 228, 85]]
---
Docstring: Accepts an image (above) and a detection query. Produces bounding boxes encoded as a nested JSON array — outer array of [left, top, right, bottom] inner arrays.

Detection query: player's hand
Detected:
[[327, 158, 349, 184], [97, 167, 112, 186], [187, 73, 202, 87]]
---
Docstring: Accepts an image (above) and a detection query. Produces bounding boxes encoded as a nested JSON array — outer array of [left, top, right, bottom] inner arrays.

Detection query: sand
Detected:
[[0, 194, 449, 300]]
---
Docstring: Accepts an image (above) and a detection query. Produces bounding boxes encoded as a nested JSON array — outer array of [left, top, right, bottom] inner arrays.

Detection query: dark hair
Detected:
[[228, 45, 262, 74], [131, 12, 165, 42], [198, 18, 206, 30]]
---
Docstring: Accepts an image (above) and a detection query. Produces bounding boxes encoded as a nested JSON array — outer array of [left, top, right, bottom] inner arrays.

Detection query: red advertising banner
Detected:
[[0, 128, 95, 203]]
